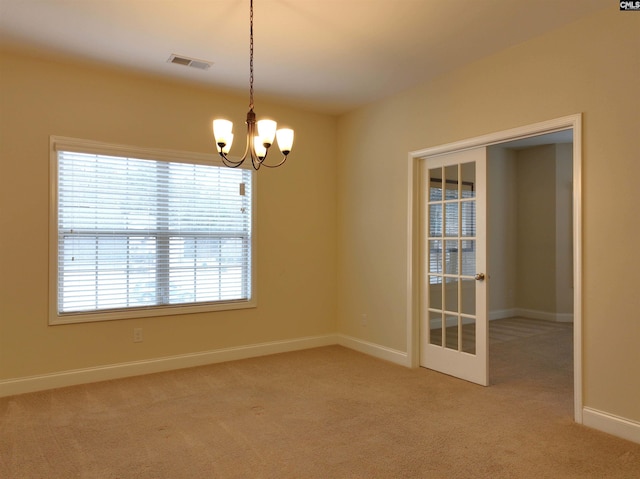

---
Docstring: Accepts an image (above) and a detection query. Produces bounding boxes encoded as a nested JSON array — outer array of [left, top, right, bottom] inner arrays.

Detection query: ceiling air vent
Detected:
[[167, 54, 213, 70]]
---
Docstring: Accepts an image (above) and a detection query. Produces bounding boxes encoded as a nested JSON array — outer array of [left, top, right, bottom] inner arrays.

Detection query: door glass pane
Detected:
[[429, 168, 443, 201], [429, 276, 442, 310], [461, 162, 476, 199], [429, 204, 442, 237], [460, 278, 475, 315], [429, 310, 442, 346], [429, 240, 442, 273], [461, 200, 476, 237], [444, 240, 458, 275], [462, 317, 476, 354], [445, 203, 458, 237], [444, 277, 458, 312], [445, 315, 459, 350], [461, 240, 475, 276], [445, 165, 458, 200]]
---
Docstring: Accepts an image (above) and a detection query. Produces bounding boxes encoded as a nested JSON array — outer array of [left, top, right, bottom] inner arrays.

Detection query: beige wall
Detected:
[[0, 50, 338, 379], [488, 143, 573, 320], [516, 144, 558, 313], [555, 143, 574, 316], [487, 146, 518, 315], [337, 8, 640, 422]]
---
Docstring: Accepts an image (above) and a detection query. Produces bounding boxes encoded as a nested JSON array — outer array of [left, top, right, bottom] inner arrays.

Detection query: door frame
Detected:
[[406, 114, 583, 423]]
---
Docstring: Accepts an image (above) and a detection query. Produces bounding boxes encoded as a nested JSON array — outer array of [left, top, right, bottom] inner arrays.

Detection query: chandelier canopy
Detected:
[[212, 0, 294, 170]]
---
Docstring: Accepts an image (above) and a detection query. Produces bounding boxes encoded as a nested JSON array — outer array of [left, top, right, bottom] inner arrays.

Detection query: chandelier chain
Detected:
[[249, 0, 254, 110], [212, 0, 293, 170]]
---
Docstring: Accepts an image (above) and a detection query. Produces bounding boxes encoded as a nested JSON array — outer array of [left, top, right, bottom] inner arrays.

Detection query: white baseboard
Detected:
[[489, 308, 518, 320], [583, 407, 640, 445], [428, 316, 477, 329], [0, 334, 338, 398], [553, 312, 574, 323], [429, 308, 573, 326], [0, 334, 409, 398], [336, 334, 409, 367], [4, 334, 638, 448], [489, 308, 573, 323]]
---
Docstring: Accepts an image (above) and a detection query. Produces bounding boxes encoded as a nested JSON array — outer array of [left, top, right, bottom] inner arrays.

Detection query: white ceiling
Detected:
[[0, 0, 610, 114]]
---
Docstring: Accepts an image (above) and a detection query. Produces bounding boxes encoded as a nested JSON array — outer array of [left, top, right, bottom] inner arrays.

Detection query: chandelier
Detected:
[[212, 0, 294, 169]]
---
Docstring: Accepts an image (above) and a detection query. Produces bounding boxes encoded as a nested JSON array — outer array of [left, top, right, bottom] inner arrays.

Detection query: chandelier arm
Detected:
[[258, 154, 289, 168], [219, 153, 245, 168]]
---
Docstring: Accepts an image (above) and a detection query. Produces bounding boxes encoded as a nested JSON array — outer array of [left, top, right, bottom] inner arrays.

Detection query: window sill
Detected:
[[49, 298, 257, 325]]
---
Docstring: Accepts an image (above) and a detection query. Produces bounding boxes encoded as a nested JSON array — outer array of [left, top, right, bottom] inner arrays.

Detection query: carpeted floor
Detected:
[[1, 319, 639, 478]]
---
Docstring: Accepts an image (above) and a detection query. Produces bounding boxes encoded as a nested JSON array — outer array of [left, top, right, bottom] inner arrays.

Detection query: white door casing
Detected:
[[407, 113, 582, 422]]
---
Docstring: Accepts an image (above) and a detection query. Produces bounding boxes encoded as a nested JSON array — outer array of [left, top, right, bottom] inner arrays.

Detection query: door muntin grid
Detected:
[[427, 162, 477, 354]]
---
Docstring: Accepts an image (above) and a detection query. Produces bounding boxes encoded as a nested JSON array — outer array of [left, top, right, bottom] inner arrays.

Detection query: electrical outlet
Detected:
[[133, 328, 143, 343], [361, 313, 368, 327]]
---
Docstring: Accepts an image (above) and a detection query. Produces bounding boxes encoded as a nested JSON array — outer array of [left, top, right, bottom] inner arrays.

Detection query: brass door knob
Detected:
[[474, 273, 485, 281]]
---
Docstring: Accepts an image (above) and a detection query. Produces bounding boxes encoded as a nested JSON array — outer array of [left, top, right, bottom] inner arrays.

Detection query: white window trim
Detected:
[[48, 136, 257, 325]]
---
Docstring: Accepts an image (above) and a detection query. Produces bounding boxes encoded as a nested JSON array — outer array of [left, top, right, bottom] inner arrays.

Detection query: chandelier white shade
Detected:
[[213, 0, 294, 169]]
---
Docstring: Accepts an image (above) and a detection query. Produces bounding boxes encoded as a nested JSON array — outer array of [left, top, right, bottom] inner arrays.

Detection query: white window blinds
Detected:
[[428, 181, 476, 283], [54, 146, 253, 320]]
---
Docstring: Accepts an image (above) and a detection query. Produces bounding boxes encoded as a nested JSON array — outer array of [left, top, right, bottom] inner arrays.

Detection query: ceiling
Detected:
[[500, 130, 573, 149], [0, 0, 610, 115]]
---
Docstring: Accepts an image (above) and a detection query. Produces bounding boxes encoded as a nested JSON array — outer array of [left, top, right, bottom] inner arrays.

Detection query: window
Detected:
[[49, 137, 255, 324], [428, 176, 476, 284]]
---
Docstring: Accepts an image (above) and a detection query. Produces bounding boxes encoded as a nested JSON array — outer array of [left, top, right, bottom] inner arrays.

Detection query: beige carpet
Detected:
[[1, 319, 639, 478]]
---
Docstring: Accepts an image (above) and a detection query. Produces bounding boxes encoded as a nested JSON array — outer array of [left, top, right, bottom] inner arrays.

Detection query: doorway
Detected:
[[486, 134, 574, 407], [407, 114, 583, 423]]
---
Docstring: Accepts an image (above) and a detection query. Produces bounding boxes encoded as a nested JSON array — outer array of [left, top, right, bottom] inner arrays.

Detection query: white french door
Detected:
[[419, 147, 488, 386]]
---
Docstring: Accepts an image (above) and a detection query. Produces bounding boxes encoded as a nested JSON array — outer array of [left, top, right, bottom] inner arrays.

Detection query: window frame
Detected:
[[49, 136, 257, 325]]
